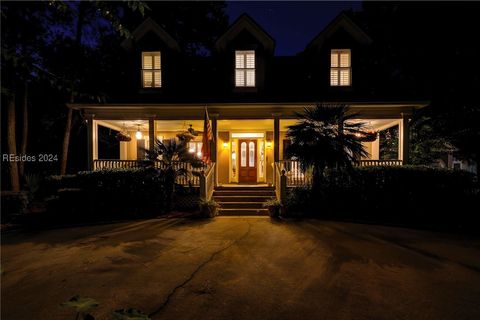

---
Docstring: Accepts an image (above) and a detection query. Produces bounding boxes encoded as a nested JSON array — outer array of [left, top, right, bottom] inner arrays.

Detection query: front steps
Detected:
[[213, 186, 275, 216]]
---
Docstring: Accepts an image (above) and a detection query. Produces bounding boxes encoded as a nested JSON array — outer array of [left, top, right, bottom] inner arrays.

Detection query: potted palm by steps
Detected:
[[199, 198, 220, 218], [263, 199, 282, 218]]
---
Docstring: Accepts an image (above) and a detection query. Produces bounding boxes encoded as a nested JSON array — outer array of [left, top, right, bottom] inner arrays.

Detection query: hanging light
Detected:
[[135, 124, 143, 139]]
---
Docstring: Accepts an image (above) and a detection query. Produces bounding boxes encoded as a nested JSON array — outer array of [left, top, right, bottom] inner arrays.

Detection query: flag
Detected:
[[201, 107, 214, 163]]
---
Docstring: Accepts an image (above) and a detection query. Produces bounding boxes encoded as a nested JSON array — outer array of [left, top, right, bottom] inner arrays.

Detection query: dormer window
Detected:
[[235, 50, 255, 87], [330, 49, 351, 86], [142, 51, 161, 88]]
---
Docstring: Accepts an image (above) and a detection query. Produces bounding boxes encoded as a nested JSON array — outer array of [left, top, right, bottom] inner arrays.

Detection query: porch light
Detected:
[[197, 151, 202, 158], [266, 141, 272, 148], [135, 124, 143, 140], [223, 142, 229, 149]]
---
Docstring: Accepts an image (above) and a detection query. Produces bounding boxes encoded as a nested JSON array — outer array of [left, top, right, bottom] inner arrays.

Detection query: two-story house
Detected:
[[69, 13, 428, 187]]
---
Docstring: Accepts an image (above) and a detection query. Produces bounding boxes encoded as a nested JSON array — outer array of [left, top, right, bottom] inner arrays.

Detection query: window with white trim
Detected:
[[330, 49, 351, 86], [235, 50, 255, 87], [142, 51, 161, 88]]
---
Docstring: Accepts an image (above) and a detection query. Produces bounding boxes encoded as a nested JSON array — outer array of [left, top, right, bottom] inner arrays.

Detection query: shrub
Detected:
[[287, 166, 479, 231], [1, 191, 29, 223], [198, 199, 219, 218], [44, 168, 166, 222]]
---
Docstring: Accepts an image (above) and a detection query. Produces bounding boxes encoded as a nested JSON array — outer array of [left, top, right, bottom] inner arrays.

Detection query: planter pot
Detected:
[[267, 206, 281, 218], [201, 206, 218, 218]]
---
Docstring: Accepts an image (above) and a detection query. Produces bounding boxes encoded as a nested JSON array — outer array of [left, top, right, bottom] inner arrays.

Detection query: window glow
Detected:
[[241, 142, 247, 167], [235, 51, 255, 87], [249, 142, 255, 167], [330, 49, 351, 86], [142, 52, 161, 88], [232, 132, 264, 138]]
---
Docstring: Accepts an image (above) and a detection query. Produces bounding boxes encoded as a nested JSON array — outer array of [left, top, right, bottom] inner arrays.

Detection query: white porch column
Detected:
[[86, 114, 95, 171], [148, 117, 155, 156], [211, 113, 219, 187], [273, 113, 281, 162], [399, 113, 411, 164]]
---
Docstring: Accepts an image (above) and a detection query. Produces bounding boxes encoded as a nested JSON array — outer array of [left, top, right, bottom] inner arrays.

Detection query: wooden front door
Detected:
[[238, 139, 257, 183]]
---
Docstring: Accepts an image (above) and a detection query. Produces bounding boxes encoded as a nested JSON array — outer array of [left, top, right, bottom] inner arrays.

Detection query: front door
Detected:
[[238, 139, 257, 183]]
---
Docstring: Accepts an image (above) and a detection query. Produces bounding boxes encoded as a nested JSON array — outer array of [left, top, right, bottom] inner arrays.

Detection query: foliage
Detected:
[[43, 168, 165, 222], [379, 125, 398, 160], [1, 191, 29, 223], [262, 199, 282, 208], [61, 295, 98, 320], [286, 166, 478, 232], [113, 308, 150, 320], [286, 103, 368, 189], [23, 173, 41, 201], [199, 198, 220, 218]]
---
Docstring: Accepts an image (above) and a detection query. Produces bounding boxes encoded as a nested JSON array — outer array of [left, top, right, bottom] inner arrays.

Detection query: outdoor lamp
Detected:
[[223, 142, 229, 149], [266, 141, 272, 148], [135, 124, 143, 140]]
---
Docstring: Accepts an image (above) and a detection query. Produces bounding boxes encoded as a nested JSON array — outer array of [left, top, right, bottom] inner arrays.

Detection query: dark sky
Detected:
[[226, 1, 362, 56]]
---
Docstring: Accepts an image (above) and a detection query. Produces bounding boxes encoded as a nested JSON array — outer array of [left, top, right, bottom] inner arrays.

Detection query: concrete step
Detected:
[[213, 190, 275, 197], [218, 208, 269, 216], [213, 195, 274, 203], [218, 202, 265, 209], [215, 186, 274, 191]]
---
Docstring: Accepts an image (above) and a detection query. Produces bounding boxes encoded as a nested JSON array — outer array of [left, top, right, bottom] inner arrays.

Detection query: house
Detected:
[[69, 13, 428, 191]]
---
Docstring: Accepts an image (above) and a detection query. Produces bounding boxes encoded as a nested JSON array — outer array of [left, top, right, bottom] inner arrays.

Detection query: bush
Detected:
[[1, 191, 29, 223], [44, 168, 166, 222], [286, 166, 479, 232]]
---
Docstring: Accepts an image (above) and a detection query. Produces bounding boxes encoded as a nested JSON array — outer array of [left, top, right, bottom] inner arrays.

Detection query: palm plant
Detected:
[[146, 138, 205, 211], [286, 103, 368, 190]]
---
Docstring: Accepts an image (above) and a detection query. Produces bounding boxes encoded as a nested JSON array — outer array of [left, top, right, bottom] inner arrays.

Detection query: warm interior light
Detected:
[[197, 151, 202, 158], [266, 141, 272, 148], [223, 142, 229, 149], [135, 124, 143, 139], [189, 148, 195, 153]]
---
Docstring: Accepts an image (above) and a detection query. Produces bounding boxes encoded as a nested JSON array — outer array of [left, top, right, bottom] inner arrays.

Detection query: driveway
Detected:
[[2, 218, 480, 320]]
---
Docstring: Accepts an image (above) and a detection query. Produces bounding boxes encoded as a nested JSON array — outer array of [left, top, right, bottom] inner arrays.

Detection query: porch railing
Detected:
[[200, 162, 216, 200], [357, 160, 403, 167], [277, 160, 312, 187], [93, 159, 208, 186]]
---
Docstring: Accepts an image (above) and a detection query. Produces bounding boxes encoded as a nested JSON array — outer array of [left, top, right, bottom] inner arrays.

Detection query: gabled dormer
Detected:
[[121, 17, 180, 92], [215, 14, 275, 91], [303, 12, 372, 93]]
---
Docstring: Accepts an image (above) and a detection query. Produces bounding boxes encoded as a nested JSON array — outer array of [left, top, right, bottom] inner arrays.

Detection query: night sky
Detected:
[[226, 1, 362, 56]]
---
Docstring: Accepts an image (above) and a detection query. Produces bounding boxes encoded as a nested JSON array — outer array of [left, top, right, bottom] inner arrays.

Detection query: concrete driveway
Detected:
[[2, 217, 480, 320]]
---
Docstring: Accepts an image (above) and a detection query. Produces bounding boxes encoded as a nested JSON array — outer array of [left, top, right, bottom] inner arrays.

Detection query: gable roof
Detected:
[[306, 12, 372, 52], [215, 14, 275, 54], [121, 17, 180, 52]]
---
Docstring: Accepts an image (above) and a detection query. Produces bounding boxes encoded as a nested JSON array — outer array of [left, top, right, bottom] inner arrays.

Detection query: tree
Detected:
[[286, 104, 368, 190], [146, 138, 204, 211]]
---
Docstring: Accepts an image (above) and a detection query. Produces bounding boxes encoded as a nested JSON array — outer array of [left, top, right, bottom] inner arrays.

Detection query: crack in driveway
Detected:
[[149, 220, 252, 318]]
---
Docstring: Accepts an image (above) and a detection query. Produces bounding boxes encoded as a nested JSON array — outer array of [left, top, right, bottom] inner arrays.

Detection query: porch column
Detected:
[[211, 113, 219, 187], [273, 113, 281, 162], [211, 113, 218, 162], [148, 117, 155, 155], [400, 113, 411, 164], [86, 114, 94, 171]]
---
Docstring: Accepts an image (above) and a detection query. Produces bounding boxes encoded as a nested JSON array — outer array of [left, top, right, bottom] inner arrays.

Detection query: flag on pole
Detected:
[[201, 107, 214, 163]]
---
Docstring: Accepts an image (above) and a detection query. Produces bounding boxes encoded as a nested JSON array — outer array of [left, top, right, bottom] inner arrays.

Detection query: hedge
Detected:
[[286, 166, 479, 231]]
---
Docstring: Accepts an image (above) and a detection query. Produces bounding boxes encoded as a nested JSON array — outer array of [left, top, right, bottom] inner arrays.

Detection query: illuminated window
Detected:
[[142, 52, 161, 88], [235, 50, 255, 87], [330, 49, 351, 86]]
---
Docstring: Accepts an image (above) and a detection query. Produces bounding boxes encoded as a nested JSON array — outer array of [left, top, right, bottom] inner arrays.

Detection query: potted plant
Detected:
[[199, 199, 220, 218], [263, 199, 282, 218]]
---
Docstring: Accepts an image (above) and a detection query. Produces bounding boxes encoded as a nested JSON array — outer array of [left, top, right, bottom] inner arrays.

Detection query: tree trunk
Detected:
[[60, 102, 73, 175], [19, 82, 28, 178], [7, 94, 20, 192], [59, 2, 86, 175]]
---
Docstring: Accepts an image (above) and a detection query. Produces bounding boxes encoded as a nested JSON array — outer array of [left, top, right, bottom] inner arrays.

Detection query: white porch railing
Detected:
[[277, 160, 312, 187], [93, 159, 208, 186], [200, 162, 216, 200], [357, 160, 403, 167]]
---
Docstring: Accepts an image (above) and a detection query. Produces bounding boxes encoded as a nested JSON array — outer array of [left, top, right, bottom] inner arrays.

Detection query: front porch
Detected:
[[90, 116, 410, 187]]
